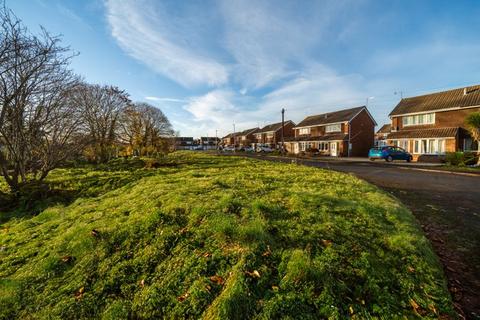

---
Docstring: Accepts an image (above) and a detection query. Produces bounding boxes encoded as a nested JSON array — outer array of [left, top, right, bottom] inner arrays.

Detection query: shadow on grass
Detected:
[[0, 162, 159, 225]]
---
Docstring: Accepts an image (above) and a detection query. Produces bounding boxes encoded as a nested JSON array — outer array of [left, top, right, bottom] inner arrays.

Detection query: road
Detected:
[[241, 154, 480, 319]]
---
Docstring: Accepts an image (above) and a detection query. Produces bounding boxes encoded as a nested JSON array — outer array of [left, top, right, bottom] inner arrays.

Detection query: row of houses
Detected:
[[174, 137, 220, 150], [222, 84, 480, 161]]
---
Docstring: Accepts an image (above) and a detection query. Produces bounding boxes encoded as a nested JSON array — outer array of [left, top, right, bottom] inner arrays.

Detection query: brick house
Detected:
[[235, 127, 259, 147], [221, 133, 234, 146], [285, 106, 376, 156], [386, 85, 480, 161], [253, 120, 296, 149], [174, 137, 195, 150], [375, 124, 391, 147]]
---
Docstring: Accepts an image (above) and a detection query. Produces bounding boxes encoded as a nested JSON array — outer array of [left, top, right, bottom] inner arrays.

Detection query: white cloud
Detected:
[[145, 96, 186, 103], [104, 0, 228, 87]]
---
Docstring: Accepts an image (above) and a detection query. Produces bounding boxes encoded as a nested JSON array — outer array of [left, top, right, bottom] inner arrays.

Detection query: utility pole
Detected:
[[215, 129, 218, 151], [233, 122, 236, 153], [281, 108, 285, 154]]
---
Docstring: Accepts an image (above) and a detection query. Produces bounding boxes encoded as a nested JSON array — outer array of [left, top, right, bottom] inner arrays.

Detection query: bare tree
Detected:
[[0, 4, 81, 191], [119, 102, 174, 156], [71, 83, 131, 163]]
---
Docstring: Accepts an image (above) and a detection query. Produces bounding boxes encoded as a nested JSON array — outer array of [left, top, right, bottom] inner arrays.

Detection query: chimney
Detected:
[[464, 88, 467, 95]]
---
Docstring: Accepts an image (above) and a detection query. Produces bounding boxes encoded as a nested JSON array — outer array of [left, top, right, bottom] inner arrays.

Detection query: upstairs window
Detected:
[[402, 113, 435, 126], [298, 128, 310, 135], [325, 123, 341, 133]]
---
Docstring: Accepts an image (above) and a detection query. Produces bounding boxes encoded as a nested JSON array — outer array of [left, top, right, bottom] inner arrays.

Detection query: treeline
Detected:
[[0, 6, 174, 191]]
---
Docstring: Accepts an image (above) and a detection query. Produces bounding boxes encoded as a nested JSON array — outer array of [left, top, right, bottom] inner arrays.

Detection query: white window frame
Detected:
[[298, 128, 310, 135], [412, 138, 446, 155], [325, 123, 342, 133], [300, 142, 306, 151], [402, 113, 435, 127]]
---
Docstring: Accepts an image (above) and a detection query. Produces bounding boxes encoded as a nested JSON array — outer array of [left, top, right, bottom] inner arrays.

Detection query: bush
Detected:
[[445, 152, 478, 166]]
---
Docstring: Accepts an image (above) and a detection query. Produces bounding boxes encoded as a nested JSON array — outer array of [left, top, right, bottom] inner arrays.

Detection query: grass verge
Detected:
[[0, 152, 453, 319]]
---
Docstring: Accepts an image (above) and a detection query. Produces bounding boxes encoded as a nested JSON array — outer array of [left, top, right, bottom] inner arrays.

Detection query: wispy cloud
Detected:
[[145, 96, 186, 103], [104, 0, 228, 87]]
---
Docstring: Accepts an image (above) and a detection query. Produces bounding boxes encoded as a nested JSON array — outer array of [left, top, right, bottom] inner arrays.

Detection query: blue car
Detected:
[[368, 146, 413, 162]]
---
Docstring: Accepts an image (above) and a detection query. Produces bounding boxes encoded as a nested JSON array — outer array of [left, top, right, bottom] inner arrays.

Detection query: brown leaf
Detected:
[[410, 299, 420, 313], [209, 275, 224, 285], [203, 252, 212, 258], [61, 255, 73, 263], [271, 285, 279, 291], [321, 239, 332, 247], [177, 292, 189, 302], [262, 246, 271, 257], [75, 287, 85, 300], [245, 270, 261, 278], [407, 266, 415, 273]]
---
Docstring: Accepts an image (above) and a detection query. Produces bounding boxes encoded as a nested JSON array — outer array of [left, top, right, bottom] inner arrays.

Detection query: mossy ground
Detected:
[[0, 152, 453, 319]]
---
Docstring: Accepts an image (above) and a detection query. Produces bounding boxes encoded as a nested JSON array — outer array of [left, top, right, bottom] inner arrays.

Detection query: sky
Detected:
[[7, 0, 480, 137]]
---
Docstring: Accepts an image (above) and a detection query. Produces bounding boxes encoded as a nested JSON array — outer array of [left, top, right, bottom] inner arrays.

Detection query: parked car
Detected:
[[192, 145, 204, 151], [223, 146, 236, 152], [241, 146, 255, 152], [368, 146, 413, 162], [256, 145, 274, 153]]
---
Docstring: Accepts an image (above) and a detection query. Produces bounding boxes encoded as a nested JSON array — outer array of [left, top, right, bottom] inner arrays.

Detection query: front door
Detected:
[[294, 143, 299, 154], [330, 142, 337, 156]]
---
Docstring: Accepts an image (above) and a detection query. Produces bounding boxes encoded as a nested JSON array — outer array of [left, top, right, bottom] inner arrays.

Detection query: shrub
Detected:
[[445, 151, 478, 166]]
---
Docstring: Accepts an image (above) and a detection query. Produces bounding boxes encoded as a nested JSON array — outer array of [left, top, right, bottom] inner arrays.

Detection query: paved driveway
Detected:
[[240, 154, 480, 319]]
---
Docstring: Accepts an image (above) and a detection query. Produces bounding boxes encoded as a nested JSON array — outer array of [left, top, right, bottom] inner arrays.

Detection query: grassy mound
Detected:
[[0, 152, 453, 318]]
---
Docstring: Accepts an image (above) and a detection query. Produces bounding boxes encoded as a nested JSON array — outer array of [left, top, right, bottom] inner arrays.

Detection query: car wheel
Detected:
[[369, 158, 375, 161], [386, 155, 393, 162], [407, 156, 412, 163]]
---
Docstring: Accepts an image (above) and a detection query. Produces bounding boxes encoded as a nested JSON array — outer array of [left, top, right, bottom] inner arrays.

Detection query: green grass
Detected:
[[0, 152, 453, 319]]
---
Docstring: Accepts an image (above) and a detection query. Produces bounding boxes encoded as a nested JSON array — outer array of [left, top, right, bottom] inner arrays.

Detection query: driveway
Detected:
[[240, 154, 480, 319]]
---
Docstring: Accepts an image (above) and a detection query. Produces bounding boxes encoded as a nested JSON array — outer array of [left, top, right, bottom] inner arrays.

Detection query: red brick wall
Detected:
[[391, 107, 480, 131], [349, 109, 375, 156]]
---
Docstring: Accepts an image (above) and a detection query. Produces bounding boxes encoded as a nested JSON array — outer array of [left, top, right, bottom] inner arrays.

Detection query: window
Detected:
[[413, 139, 447, 154], [325, 123, 341, 133], [300, 142, 306, 151], [318, 142, 329, 151], [464, 138, 479, 151], [266, 132, 274, 138], [399, 140, 409, 151], [414, 140, 420, 154], [298, 128, 310, 135], [402, 113, 435, 126]]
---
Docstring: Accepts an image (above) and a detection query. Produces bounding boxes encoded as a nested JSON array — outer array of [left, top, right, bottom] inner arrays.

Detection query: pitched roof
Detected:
[[222, 133, 233, 139], [237, 127, 259, 136], [387, 127, 459, 139], [285, 133, 348, 142], [295, 106, 366, 128], [376, 124, 391, 134], [389, 84, 480, 116], [257, 120, 295, 133]]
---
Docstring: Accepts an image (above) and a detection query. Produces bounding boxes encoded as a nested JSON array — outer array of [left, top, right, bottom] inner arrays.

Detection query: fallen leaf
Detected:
[[262, 246, 271, 257], [61, 255, 73, 263], [203, 252, 212, 258], [91, 229, 99, 237], [245, 270, 261, 278], [209, 275, 224, 285], [271, 285, 279, 291], [75, 287, 85, 300], [321, 239, 332, 247], [177, 292, 189, 302], [407, 266, 415, 273], [349, 306, 354, 315], [410, 299, 420, 313], [140, 279, 145, 287]]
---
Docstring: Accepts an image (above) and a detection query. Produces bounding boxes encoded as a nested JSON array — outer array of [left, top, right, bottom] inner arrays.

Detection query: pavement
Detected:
[[233, 153, 480, 319]]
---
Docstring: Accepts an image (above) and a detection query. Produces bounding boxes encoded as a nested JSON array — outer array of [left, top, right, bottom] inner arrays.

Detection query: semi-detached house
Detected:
[[387, 85, 480, 161], [285, 106, 376, 157]]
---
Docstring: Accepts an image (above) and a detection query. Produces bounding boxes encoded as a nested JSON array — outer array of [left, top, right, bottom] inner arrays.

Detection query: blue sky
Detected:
[[8, 0, 480, 137]]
